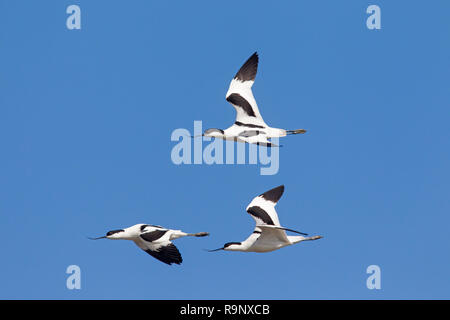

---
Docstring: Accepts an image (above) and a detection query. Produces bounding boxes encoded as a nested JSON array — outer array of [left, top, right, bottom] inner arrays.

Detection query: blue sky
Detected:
[[1, 0, 449, 299]]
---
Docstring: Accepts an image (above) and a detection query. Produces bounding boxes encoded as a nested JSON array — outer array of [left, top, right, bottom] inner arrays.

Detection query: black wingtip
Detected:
[[283, 227, 308, 236], [144, 243, 183, 265], [234, 52, 259, 82], [260, 185, 285, 203]]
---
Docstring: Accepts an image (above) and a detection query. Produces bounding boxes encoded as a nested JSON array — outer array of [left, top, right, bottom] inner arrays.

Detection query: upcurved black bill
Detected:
[[88, 236, 107, 240], [206, 247, 223, 252]]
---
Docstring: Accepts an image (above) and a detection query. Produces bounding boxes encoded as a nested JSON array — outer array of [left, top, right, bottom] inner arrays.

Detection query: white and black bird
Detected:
[[201, 52, 307, 147], [90, 224, 209, 265], [209, 185, 322, 253]]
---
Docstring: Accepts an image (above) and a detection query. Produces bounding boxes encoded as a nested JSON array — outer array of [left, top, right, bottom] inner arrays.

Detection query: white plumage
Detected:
[[209, 185, 322, 253], [90, 224, 209, 265], [202, 52, 307, 147]]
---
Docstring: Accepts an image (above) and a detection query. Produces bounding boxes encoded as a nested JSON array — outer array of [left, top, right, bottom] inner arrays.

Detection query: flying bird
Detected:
[[209, 185, 322, 253], [90, 224, 209, 265], [200, 52, 307, 147]]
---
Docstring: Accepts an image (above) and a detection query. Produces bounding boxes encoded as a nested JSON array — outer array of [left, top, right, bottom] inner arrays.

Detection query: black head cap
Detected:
[[224, 242, 241, 248], [106, 229, 124, 236]]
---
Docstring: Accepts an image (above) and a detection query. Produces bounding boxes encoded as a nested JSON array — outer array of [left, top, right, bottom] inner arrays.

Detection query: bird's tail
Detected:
[[286, 129, 307, 135], [289, 235, 323, 244], [305, 235, 323, 241], [188, 232, 209, 237]]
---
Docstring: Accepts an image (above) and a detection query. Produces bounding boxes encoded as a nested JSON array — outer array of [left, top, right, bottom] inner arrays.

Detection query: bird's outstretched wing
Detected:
[[252, 226, 289, 245], [146, 243, 183, 265], [246, 185, 285, 227], [134, 231, 183, 265], [237, 132, 279, 147], [226, 52, 268, 128], [247, 186, 309, 243]]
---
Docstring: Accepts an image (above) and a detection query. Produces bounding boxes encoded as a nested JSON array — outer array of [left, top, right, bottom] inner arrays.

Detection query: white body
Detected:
[[94, 224, 209, 265], [204, 52, 305, 146], [216, 185, 322, 253], [222, 125, 287, 145], [234, 227, 308, 253]]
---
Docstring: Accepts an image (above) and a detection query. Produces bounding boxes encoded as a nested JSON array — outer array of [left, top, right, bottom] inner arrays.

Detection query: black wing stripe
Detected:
[[145, 243, 183, 265], [234, 52, 259, 82], [260, 185, 284, 203], [247, 206, 274, 225], [140, 230, 168, 242], [234, 121, 265, 129], [226, 93, 256, 117]]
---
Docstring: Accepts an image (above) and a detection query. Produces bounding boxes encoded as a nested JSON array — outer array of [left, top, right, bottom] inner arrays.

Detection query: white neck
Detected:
[[228, 233, 260, 251]]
